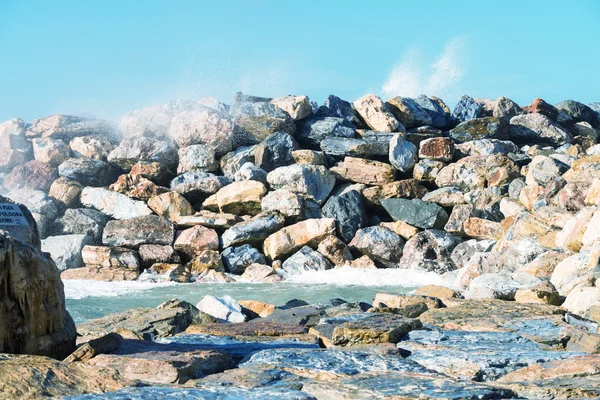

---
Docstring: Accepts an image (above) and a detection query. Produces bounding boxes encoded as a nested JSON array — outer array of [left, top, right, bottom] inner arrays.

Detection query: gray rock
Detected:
[[177, 144, 218, 174], [452, 95, 482, 123], [527, 155, 569, 187], [451, 239, 496, 269], [26, 115, 117, 141], [108, 137, 178, 171], [555, 100, 597, 126], [315, 95, 360, 125], [413, 95, 449, 129], [387, 97, 433, 129], [322, 190, 367, 242], [509, 113, 573, 145], [399, 229, 462, 273], [422, 187, 465, 207], [80, 187, 153, 220], [349, 226, 404, 267], [41, 234, 93, 271], [53, 208, 108, 243], [493, 96, 522, 119], [320, 136, 388, 158], [280, 246, 334, 276], [221, 245, 267, 274], [381, 198, 449, 229], [233, 162, 268, 184], [261, 189, 304, 220], [449, 117, 508, 143], [220, 211, 286, 248], [219, 145, 255, 180], [389, 133, 418, 172], [508, 178, 526, 200], [0, 118, 33, 172], [138, 244, 181, 268], [464, 273, 542, 300], [103, 215, 174, 248], [297, 117, 355, 146], [169, 108, 234, 155], [170, 172, 230, 200], [456, 139, 520, 157], [267, 164, 335, 205], [58, 157, 121, 187], [254, 131, 299, 172]]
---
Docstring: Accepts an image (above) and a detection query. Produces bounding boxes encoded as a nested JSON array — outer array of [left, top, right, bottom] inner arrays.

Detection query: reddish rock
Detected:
[[174, 225, 219, 259], [524, 98, 559, 121], [418, 137, 455, 162], [110, 174, 168, 200], [4, 160, 58, 191]]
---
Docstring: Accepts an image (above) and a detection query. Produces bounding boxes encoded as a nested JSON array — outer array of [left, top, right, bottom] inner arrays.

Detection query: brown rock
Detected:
[[515, 281, 561, 306], [418, 137, 454, 162], [186, 321, 306, 336], [330, 157, 396, 185], [130, 161, 174, 185], [463, 217, 504, 240], [349, 255, 377, 269], [174, 210, 242, 229], [215, 180, 267, 215], [174, 225, 219, 258], [4, 160, 58, 191], [63, 333, 124, 363], [69, 136, 113, 160], [524, 98, 559, 120], [49, 177, 82, 207], [60, 265, 139, 281], [145, 263, 191, 283], [585, 178, 600, 206], [188, 250, 225, 274], [362, 179, 428, 206], [414, 285, 461, 299], [109, 173, 168, 200], [240, 263, 281, 282], [263, 218, 335, 260], [380, 220, 420, 240], [317, 235, 353, 266], [555, 207, 595, 252], [271, 95, 312, 120], [291, 149, 326, 165], [373, 293, 442, 310], [148, 191, 194, 220], [238, 300, 276, 318]]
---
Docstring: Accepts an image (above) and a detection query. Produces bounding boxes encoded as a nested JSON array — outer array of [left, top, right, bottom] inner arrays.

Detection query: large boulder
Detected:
[[322, 189, 367, 242], [254, 131, 299, 171], [3, 160, 57, 192], [58, 157, 121, 187], [41, 234, 93, 271], [353, 94, 403, 132], [413, 95, 449, 129], [315, 94, 361, 124], [170, 172, 230, 201], [103, 215, 174, 248], [509, 113, 572, 145], [176, 144, 218, 174], [174, 225, 219, 259], [32, 137, 70, 166], [80, 187, 153, 220], [387, 96, 432, 129], [389, 133, 418, 172], [330, 157, 396, 185], [271, 95, 312, 120], [399, 230, 462, 273], [53, 208, 108, 243], [280, 246, 334, 276], [381, 198, 449, 229], [221, 245, 266, 275], [267, 164, 335, 205], [452, 95, 482, 123], [220, 211, 285, 248], [169, 108, 234, 155], [449, 117, 507, 143], [349, 226, 404, 267], [214, 180, 267, 215], [263, 218, 335, 260], [107, 137, 178, 171], [297, 117, 355, 146]]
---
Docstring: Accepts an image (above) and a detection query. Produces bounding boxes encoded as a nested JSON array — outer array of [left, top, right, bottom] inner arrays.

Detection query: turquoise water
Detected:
[[65, 282, 417, 324]]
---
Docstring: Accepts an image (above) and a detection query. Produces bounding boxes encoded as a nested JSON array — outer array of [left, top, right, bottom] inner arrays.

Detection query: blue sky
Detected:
[[0, 0, 599, 122]]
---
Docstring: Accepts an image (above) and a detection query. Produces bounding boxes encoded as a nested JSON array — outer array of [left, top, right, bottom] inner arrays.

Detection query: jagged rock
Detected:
[[353, 94, 402, 132], [221, 245, 267, 275], [449, 117, 507, 143], [389, 133, 418, 172], [349, 226, 404, 267], [80, 187, 153, 219], [387, 96, 433, 129], [349, 255, 377, 269], [280, 246, 333, 276], [316, 94, 360, 124], [526, 155, 569, 187], [450, 239, 496, 269], [456, 138, 520, 157], [464, 273, 542, 300], [418, 137, 454, 162], [26, 115, 116, 140], [233, 162, 268, 184], [220, 211, 285, 248], [147, 191, 194, 220], [413, 159, 446, 181], [509, 113, 573, 145], [174, 210, 241, 229], [493, 96, 522, 118], [555, 207, 595, 252], [214, 180, 267, 215], [399, 229, 462, 273], [556, 100, 597, 125], [422, 187, 465, 207], [53, 208, 108, 243], [109, 173, 167, 200], [362, 179, 428, 207], [413, 95, 449, 128], [380, 220, 420, 240], [187, 250, 224, 276], [514, 281, 561, 305], [263, 218, 335, 260], [69, 136, 114, 160], [381, 198, 449, 229], [452, 95, 482, 123], [320, 136, 389, 158], [267, 164, 335, 205], [435, 154, 519, 190], [271, 95, 312, 120], [32, 137, 70, 165], [330, 156, 396, 185], [130, 161, 175, 186], [317, 235, 353, 266], [48, 177, 82, 207], [177, 144, 218, 174], [197, 295, 246, 323], [292, 149, 326, 165], [173, 225, 219, 259], [220, 145, 255, 180], [103, 215, 174, 248], [254, 131, 299, 172], [139, 244, 181, 268], [261, 189, 304, 220], [41, 234, 92, 271], [322, 189, 367, 242], [4, 160, 57, 191], [139, 263, 191, 283], [297, 116, 355, 146], [169, 108, 234, 155], [0, 118, 32, 172], [463, 217, 503, 240], [414, 285, 460, 299], [108, 137, 178, 172], [170, 172, 230, 200]]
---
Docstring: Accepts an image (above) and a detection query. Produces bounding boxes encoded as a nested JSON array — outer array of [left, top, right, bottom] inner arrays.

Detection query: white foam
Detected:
[[63, 279, 177, 300], [285, 266, 458, 289]]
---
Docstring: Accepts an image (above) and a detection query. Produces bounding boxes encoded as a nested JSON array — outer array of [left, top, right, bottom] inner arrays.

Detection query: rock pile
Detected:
[[2, 93, 600, 323]]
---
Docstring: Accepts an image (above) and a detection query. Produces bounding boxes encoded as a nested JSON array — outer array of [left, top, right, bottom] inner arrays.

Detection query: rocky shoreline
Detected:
[[1, 92, 600, 398]]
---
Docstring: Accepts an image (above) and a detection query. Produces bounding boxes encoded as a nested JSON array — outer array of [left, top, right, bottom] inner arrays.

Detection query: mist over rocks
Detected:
[[1, 91, 600, 325]]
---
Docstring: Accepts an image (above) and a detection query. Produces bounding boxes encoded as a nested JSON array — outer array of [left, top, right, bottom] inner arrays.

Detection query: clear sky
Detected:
[[1, 0, 599, 122]]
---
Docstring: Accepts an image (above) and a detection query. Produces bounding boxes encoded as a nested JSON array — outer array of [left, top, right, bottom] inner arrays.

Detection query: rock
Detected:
[[450, 239, 496, 269], [452, 95, 482, 123], [261, 189, 304, 220], [556, 100, 597, 125], [267, 164, 335, 205], [509, 113, 573, 145], [296, 116, 355, 146], [456, 138, 520, 157], [119, 104, 173, 138], [0, 118, 32, 172], [349, 255, 377, 269], [69, 136, 114, 160], [48, 177, 83, 207], [80, 187, 153, 219], [238, 300, 276, 317], [413, 159, 446, 181], [387, 96, 433, 129], [174, 210, 241, 230], [493, 96, 522, 118], [138, 244, 181, 268], [330, 156, 396, 185], [147, 191, 194, 220], [381, 198, 449, 229], [464, 273, 542, 300], [41, 234, 93, 271], [418, 137, 454, 162], [555, 207, 595, 252], [349, 226, 404, 267], [0, 354, 127, 398], [26, 115, 116, 140], [362, 179, 428, 207], [463, 217, 503, 240], [109, 173, 168, 200], [263, 218, 335, 260], [514, 281, 561, 305], [240, 263, 280, 283], [220, 146, 256, 180], [353, 94, 402, 132], [170, 172, 230, 201], [187, 250, 224, 276], [322, 189, 367, 242], [169, 108, 234, 155], [320, 136, 389, 158], [422, 187, 465, 207], [399, 230, 462, 273], [59, 157, 121, 187], [435, 154, 519, 190], [103, 215, 174, 248], [413, 95, 449, 128], [271, 95, 312, 120], [317, 235, 353, 266], [280, 246, 334, 276], [177, 144, 218, 174], [197, 295, 246, 323], [389, 133, 418, 172], [139, 263, 191, 283], [220, 211, 286, 248], [443, 204, 473, 235], [4, 160, 57, 191], [130, 161, 175, 186], [292, 149, 326, 165], [173, 225, 219, 259], [526, 155, 569, 187], [80, 245, 140, 271], [108, 137, 178, 171], [221, 245, 266, 274], [64, 332, 124, 363], [449, 117, 507, 143], [315, 94, 360, 124], [32, 137, 70, 165], [233, 162, 268, 184], [253, 132, 299, 172], [53, 208, 108, 243], [380, 221, 420, 240], [414, 285, 460, 299], [214, 180, 267, 215], [373, 293, 442, 310]]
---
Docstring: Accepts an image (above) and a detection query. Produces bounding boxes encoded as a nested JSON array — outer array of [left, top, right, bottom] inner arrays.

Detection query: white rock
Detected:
[[196, 295, 246, 323], [41, 234, 93, 271], [464, 273, 541, 300], [80, 187, 153, 220]]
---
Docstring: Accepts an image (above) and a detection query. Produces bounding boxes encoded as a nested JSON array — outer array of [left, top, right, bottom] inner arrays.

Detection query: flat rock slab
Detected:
[[185, 321, 307, 336], [88, 339, 234, 384]]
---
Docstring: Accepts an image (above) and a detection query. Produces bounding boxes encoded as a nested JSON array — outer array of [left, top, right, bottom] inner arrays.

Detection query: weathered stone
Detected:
[[271, 95, 312, 120], [240, 264, 281, 283], [413, 159, 446, 181], [130, 160, 175, 186], [555, 207, 595, 252], [109, 173, 168, 200], [174, 225, 219, 258], [353, 94, 402, 132], [107, 136, 178, 171], [399, 230, 462, 273], [170, 172, 230, 200], [463, 217, 503, 240], [414, 285, 460, 299], [291, 149, 326, 165], [238, 300, 276, 317], [464, 273, 542, 301], [414, 95, 450, 128], [493, 96, 522, 118], [69, 136, 114, 160], [381, 198, 449, 229], [267, 164, 335, 205], [147, 191, 194, 220], [4, 160, 57, 191], [320, 136, 389, 158], [197, 295, 246, 323], [330, 156, 396, 185], [509, 113, 573, 145], [362, 179, 428, 207], [349, 255, 377, 269], [32, 137, 70, 165], [232, 162, 268, 184], [388, 133, 418, 172], [422, 187, 465, 207], [280, 246, 334, 276], [450, 238, 495, 269], [177, 144, 218, 174], [80, 187, 153, 219], [263, 218, 335, 260], [174, 210, 241, 229], [317, 235, 353, 266], [418, 137, 454, 162], [139, 263, 191, 283], [53, 208, 108, 243], [187, 250, 224, 275], [297, 117, 355, 146], [220, 211, 285, 248], [221, 244, 266, 275], [514, 281, 561, 306], [48, 177, 82, 207], [103, 215, 174, 248], [261, 189, 304, 220], [452, 95, 482, 123], [444, 204, 474, 236], [456, 138, 520, 157], [214, 180, 267, 215], [254, 131, 299, 172], [526, 155, 569, 187], [26, 115, 116, 140], [349, 226, 404, 267], [138, 244, 180, 268], [387, 96, 433, 129], [449, 117, 507, 143], [169, 108, 233, 155], [380, 221, 420, 240], [315, 94, 360, 124], [0, 118, 32, 172], [41, 234, 93, 271], [322, 189, 367, 242]]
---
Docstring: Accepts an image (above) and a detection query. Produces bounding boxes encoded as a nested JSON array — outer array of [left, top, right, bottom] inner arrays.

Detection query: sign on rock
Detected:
[[0, 203, 29, 227]]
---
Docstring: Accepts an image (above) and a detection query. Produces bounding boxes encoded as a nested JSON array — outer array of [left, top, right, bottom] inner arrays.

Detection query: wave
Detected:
[[63, 279, 177, 300]]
